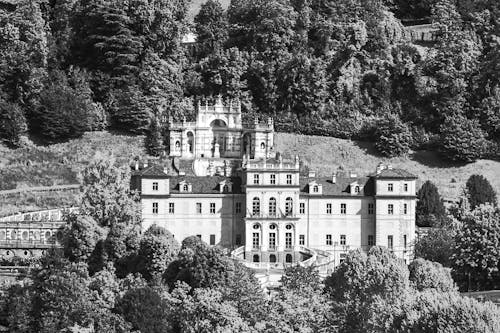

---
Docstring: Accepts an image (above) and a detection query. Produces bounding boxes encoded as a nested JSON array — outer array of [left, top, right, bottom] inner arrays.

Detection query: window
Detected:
[[210, 234, 216, 245], [236, 234, 242, 245], [297, 203, 304, 215], [403, 234, 407, 248], [341, 203, 346, 214], [368, 203, 374, 214], [169, 202, 175, 214], [252, 233, 260, 249], [253, 174, 260, 185], [404, 183, 408, 192], [269, 233, 276, 250], [285, 232, 292, 249], [269, 197, 277, 216], [152, 182, 158, 191], [355, 186, 360, 193], [260, 142, 266, 149], [223, 185, 229, 193], [270, 174, 276, 185], [253, 254, 260, 262], [403, 203, 408, 215], [286, 174, 292, 185], [152, 202, 158, 214], [326, 234, 332, 246], [388, 204, 394, 215], [299, 234, 305, 245], [183, 184, 189, 192], [270, 254, 276, 262], [252, 197, 260, 216], [340, 234, 346, 245], [326, 203, 332, 214], [210, 202, 216, 214], [388, 235, 393, 249], [235, 202, 242, 214], [368, 235, 374, 246], [285, 197, 293, 215], [340, 253, 347, 264], [196, 202, 202, 214], [286, 254, 293, 263], [196, 234, 202, 239], [313, 185, 319, 193], [388, 183, 393, 192]]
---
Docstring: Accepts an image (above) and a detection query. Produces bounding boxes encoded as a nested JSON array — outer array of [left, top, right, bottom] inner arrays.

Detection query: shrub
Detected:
[[466, 174, 497, 210], [0, 99, 27, 147]]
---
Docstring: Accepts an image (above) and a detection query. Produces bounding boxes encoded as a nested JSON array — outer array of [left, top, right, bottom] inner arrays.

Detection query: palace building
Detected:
[[133, 99, 417, 268]]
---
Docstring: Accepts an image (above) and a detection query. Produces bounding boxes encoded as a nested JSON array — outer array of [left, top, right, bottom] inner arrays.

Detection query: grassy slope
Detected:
[[188, 0, 230, 20], [1, 131, 498, 214], [275, 133, 500, 200]]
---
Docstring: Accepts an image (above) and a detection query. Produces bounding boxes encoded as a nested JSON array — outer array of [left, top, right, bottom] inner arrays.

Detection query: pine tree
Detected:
[[145, 117, 164, 157], [440, 115, 487, 162], [195, 0, 228, 57], [416, 181, 446, 227], [0, 99, 27, 147], [466, 174, 498, 210]]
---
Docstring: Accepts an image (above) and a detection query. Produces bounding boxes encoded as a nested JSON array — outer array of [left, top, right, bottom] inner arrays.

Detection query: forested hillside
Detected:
[[0, 0, 499, 162]]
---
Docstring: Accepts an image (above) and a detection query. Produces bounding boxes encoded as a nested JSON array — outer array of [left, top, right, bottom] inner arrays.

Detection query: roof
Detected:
[[300, 176, 375, 196], [133, 165, 169, 178], [169, 176, 242, 194], [372, 168, 417, 179]]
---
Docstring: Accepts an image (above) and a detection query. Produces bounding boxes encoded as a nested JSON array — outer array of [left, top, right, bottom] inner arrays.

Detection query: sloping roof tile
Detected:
[[373, 168, 417, 179], [169, 176, 242, 194]]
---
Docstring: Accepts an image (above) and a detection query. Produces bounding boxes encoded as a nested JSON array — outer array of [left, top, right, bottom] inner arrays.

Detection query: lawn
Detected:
[[275, 133, 500, 200]]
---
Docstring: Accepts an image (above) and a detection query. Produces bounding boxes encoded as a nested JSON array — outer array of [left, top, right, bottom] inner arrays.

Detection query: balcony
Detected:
[[247, 211, 298, 219]]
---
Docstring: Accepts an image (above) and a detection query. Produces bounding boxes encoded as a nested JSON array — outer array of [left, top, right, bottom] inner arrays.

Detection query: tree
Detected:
[[416, 181, 446, 227], [0, 99, 27, 147], [280, 265, 322, 294], [439, 115, 487, 162], [379, 290, 500, 332], [374, 113, 412, 157], [414, 227, 455, 267], [408, 258, 457, 292], [80, 156, 141, 227], [145, 116, 164, 157], [136, 225, 179, 282], [108, 87, 153, 133], [466, 174, 498, 210], [324, 247, 410, 332], [451, 204, 500, 291], [194, 0, 228, 57], [62, 214, 105, 263]]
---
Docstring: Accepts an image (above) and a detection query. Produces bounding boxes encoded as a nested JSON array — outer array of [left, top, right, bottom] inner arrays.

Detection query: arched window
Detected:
[[285, 197, 293, 215], [260, 142, 266, 149], [187, 132, 194, 153], [285, 254, 293, 263], [183, 184, 189, 192], [355, 186, 360, 193], [313, 185, 319, 193], [269, 197, 276, 216], [269, 254, 277, 263], [175, 141, 181, 151], [252, 197, 260, 216], [253, 254, 260, 263]]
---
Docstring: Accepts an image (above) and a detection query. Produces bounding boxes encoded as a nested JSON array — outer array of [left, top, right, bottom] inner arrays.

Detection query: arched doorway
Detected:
[[242, 133, 252, 158], [285, 254, 293, 263], [269, 254, 277, 263], [210, 119, 227, 158], [187, 132, 194, 154], [253, 254, 260, 263]]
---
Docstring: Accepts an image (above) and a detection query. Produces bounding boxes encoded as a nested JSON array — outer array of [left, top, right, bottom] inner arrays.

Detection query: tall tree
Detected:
[[62, 214, 105, 263], [0, 99, 27, 147], [451, 204, 500, 291], [439, 115, 487, 162], [194, 0, 228, 57], [408, 258, 457, 292], [145, 116, 164, 157], [466, 174, 498, 210], [416, 180, 446, 227]]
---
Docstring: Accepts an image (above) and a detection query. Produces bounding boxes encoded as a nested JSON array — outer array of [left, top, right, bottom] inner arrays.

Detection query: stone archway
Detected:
[[210, 119, 227, 158]]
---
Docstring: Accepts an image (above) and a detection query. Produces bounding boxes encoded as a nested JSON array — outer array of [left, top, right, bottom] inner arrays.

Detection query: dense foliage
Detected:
[[0, 0, 498, 160]]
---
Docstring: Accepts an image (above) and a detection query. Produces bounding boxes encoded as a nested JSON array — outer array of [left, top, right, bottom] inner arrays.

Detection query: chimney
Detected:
[[332, 174, 336, 183], [135, 162, 139, 171], [308, 170, 316, 178], [143, 161, 148, 168], [350, 171, 357, 178], [163, 167, 168, 174], [387, 164, 393, 170]]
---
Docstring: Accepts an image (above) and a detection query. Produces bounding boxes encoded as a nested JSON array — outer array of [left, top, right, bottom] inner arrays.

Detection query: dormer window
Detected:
[[355, 186, 360, 193], [220, 181, 232, 193], [308, 181, 322, 195], [180, 181, 192, 193], [223, 185, 229, 193], [313, 185, 319, 193]]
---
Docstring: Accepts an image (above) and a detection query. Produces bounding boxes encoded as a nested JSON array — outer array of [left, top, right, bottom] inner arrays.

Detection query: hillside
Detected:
[[275, 133, 500, 200], [188, 0, 230, 20], [1, 131, 498, 215]]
